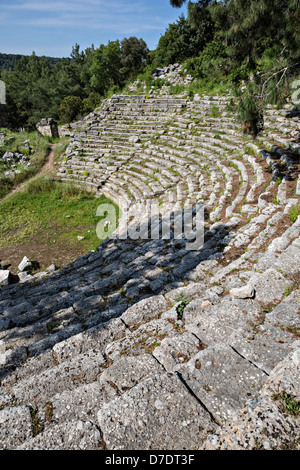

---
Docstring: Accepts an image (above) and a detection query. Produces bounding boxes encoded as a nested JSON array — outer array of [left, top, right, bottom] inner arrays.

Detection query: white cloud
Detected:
[[1, 1, 167, 34], [0, 0, 187, 55]]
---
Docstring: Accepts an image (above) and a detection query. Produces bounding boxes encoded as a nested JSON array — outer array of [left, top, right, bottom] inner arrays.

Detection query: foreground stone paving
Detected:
[[0, 83, 299, 450]]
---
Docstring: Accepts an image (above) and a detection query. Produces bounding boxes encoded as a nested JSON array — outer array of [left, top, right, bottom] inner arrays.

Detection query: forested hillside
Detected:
[[1, 0, 299, 132], [0, 53, 61, 71]]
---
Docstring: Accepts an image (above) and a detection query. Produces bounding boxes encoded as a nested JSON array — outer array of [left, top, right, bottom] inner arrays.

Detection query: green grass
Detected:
[[274, 392, 300, 416], [0, 177, 119, 254], [0, 129, 51, 199], [52, 138, 69, 164], [289, 205, 300, 223]]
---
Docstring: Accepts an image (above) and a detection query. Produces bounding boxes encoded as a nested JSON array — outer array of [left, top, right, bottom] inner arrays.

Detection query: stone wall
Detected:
[[0, 80, 6, 128], [36, 118, 59, 139]]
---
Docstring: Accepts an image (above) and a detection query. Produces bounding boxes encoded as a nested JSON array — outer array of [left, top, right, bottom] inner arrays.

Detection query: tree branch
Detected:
[[259, 61, 300, 100]]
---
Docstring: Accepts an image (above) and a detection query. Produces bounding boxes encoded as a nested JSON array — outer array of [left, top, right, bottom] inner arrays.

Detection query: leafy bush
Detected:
[[59, 96, 83, 124], [82, 92, 102, 114], [289, 205, 300, 223], [169, 84, 186, 95], [234, 85, 264, 138]]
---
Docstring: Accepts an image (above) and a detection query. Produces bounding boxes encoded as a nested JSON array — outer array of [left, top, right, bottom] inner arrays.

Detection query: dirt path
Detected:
[[1, 143, 56, 203]]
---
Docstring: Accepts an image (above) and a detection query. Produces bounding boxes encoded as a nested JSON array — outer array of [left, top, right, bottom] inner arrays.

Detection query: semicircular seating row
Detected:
[[0, 94, 299, 450], [56, 94, 300, 252]]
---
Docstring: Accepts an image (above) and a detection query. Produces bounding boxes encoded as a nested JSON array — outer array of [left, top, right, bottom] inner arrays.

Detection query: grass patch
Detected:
[[0, 177, 119, 270], [52, 138, 69, 164], [0, 130, 51, 199], [274, 392, 300, 416], [289, 205, 300, 223]]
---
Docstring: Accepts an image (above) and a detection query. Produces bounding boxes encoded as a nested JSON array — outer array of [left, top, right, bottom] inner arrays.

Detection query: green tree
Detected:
[[59, 95, 83, 123], [90, 40, 123, 96], [82, 91, 102, 114], [120, 37, 149, 80], [154, 13, 214, 67], [211, 0, 300, 66]]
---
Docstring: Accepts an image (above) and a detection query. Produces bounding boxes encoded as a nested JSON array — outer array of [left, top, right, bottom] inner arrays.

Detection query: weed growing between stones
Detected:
[[289, 205, 300, 223], [174, 292, 191, 321], [30, 408, 44, 437], [274, 392, 300, 416]]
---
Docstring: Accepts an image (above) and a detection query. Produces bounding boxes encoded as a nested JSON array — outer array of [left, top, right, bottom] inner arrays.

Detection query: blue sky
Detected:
[[0, 0, 188, 57]]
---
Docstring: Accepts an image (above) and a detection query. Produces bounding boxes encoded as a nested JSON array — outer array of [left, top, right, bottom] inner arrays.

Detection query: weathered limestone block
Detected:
[[262, 348, 300, 401], [0, 270, 13, 287], [18, 419, 102, 450], [52, 317, 127, 363], [152, 332, 205, 372], [99, 354, 165, 392], [98, 372, 216, 450], [201, 349, 300, 450], [231, 323, 300, 374], [18, 256, 32, 273], [230, 285, 255, 299], [121, 295, 168, 328], [36, 118, 59, 139], [11, 349, 106, 406], [248, 268, 293, 304], [49, 381, 118, 425], [178, 344, 267, 424], [0, 406, 33, 450], [184, 297, 261, 346], [265, 289, 300, 330], [104, 318, 175, 362]]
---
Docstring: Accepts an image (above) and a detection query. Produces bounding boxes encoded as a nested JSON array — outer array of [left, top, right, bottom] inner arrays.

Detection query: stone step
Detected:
[[1, 89, 299, 450]]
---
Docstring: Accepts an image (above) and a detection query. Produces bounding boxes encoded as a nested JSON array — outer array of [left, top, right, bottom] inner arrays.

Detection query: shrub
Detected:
[[59, 96, 83, 124], [236, 92, 264, 138], [289, 205, 300, 223]]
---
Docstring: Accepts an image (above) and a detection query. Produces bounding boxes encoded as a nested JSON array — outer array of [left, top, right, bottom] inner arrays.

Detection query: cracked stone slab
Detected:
[[121, 295, 168, 328], [99, 354, 165, 393], [201, 348, 300, 450], [98, 372, 216, 450], [262, 348, 300, 401], [201, 394, 300, 450], [17, 419, 102, 450], [177, 344, 267, 424], [265, 290, 300, 330], [1, 350, 57, 389], [231, 323, 300, 374], [183, 297, 261, 346], [49, 381, 118, 425], [52, 317, 126, 363], [10, 349, 106, 406], [104, 318, 175, 362], [248, 269, 293, 304], [152, 332, 206, 372]]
